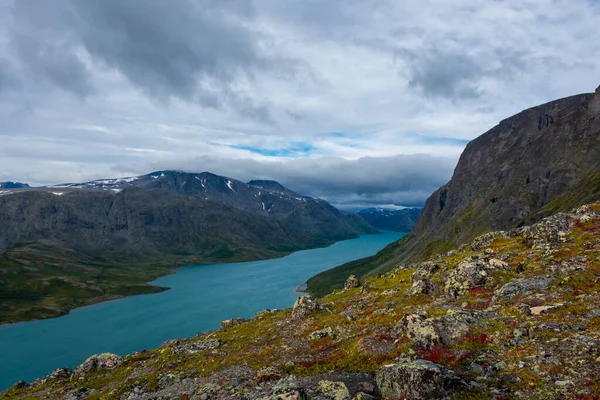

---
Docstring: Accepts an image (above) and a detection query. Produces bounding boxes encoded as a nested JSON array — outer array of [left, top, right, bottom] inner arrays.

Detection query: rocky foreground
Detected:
[[3, 203, 600, 399]]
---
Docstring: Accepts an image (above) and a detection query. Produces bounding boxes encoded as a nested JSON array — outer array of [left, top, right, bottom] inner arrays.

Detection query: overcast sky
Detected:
[[1, 0, 599, 208]]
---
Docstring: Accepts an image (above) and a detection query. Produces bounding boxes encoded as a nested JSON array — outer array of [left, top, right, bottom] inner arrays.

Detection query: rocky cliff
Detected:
[[310, 87, 600, 291]]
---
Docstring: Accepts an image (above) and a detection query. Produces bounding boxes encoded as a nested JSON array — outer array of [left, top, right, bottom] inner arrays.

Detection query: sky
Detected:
[[0, 0, 599, 209]]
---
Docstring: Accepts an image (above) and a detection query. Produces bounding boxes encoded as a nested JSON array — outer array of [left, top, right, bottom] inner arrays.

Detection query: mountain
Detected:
[[356, 207, 422, 232], [308, 86, 600, 294], [0, 171, 376, 324], [7, 200, 600, 398], [0, 182, 29, 189]]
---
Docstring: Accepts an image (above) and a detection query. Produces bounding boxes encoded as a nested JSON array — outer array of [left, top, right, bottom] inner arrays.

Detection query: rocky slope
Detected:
[[311, 87, 600, 292], [357, 208, 422, 232], [5, 201, 600, 399], [0, 172, 376, 324]]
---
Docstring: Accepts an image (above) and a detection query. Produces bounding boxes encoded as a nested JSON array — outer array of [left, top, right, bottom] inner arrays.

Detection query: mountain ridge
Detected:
[[0, 171, 376, 324], [307, 88, 600, 294]]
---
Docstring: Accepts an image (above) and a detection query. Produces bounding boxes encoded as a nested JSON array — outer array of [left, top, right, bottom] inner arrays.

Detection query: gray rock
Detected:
[[221, 318, 250, 329], [172, 339, 222, 355], [74, 353, 123, 374], [490, 276, 556, 306], [376, 359, 473, 400], [309, 326, 337, 340], [292, 295, 325, 319], [344, 275, 361, 290], [444, 255, 508, 298], [396, 309, 494, 348]]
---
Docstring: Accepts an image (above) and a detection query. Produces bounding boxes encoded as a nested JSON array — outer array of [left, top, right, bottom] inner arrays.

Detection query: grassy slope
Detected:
[[5, 203, 600, 399]]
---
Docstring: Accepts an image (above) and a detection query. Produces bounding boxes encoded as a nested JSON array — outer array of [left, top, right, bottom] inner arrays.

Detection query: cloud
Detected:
[[0, 0, 599, 208], [115, 154, 456, 208]]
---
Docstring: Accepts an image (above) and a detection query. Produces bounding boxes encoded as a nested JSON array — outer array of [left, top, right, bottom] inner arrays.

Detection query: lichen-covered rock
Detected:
[[444, 255, 508, 298], [74, 353, 123, 374], [255, 309, 279, 319], [375, 359, 473, 400], [256, 366, 282, 383], [46, 368, 73, 381], [490, 276, 556, 306], [318, 380, 351, 400], [221, 317, 250, 329], [517, 213, 572, 248], [172, 339, 222, 355], [470, 231, 510, 251], [411, 261, 440, 282], [408, 278, 440, 296], [396, 309, 494, 348], [292, 295, 325, 319], [344, 275, 361, 290], [309, 326, 337, 340]]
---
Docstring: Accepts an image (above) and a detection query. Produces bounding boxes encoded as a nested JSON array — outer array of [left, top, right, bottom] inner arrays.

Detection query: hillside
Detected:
[[0, 172, 376, 324], [357, 208, 422, 232], [308, 87, 600, 294], [5, 201, 600, 399]]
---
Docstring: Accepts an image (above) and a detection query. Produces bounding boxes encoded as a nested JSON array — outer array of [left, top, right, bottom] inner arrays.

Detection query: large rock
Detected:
[[444, 255, 508, 298], [292, 295, 325, 319], [344, 275, 361, 290], [318, 380, 351, 400], [221, 318, 250, 329], [74, 353, 123, 375], [490, 276, 556, 306], [376, 359, 472, 400], [396, 309, 494, 348]]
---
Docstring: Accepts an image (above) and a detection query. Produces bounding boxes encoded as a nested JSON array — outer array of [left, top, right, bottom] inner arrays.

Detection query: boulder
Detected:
[[444, 255, 508, 298], [74, 353, 123, 375], [172, 339, 222, 355], [221, 318, 250, 329], [318, 380, 351, 400], [396, 309, 494, 348], [470, 231, 510, 251], [46, 368, 73, 381], [344, 275, 361, 290], [411, 261, 440, 281], [309, 326, 337, 340], [408, 278, 440, 296], [292, 295, 325, 319], [376, 359, 472, 400], [517, 213, 572, 249], [490, 276, 556, 306]]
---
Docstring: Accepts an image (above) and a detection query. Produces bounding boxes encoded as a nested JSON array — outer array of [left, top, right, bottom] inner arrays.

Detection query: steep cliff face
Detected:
[[307, 87, 600, 290], [402, 88, 600, 262]]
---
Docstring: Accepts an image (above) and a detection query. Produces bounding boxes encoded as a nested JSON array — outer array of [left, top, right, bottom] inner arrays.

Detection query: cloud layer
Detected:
[[1, 0, 599, 207]]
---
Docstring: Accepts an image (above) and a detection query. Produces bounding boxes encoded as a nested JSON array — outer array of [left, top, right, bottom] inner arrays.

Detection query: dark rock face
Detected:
[[0, 171, 376, 259], [374, 88, 600, 265], [375, 359, 473, 400]]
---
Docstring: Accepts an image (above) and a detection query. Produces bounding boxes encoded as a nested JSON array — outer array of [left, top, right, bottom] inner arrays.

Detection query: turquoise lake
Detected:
[[0, 231, 404, 390]]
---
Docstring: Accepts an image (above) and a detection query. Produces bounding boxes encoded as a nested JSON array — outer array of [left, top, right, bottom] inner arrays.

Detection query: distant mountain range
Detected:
[[0, 170, 376, 324], [356, 207, 421, 232], [0, 182, 29, 189]]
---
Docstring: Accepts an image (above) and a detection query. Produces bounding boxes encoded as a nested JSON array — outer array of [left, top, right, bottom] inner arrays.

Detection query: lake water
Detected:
[[0, 231, 404, 390]]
